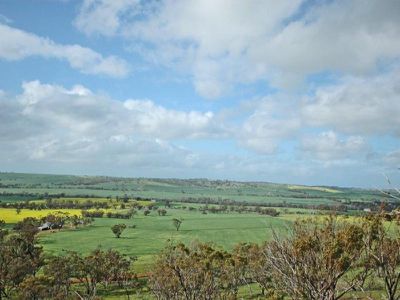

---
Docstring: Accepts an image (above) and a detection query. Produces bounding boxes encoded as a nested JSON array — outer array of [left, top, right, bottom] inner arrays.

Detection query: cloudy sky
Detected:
[[0, 0, 399, 187]]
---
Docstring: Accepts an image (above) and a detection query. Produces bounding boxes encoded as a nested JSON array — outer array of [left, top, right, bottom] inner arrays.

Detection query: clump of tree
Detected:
[[12, 217, 41, 239], [0, 217, 138, 299], [18, 249, 137, 299], [232, 243, 273, 297], [111, 223, 127, 238], [157, 209, 167, 216], [81, 210, 105, 218], [69, 214, 93, 228], [149, 242, 242, 299], [0, 218, 43, 299], [257, 207, 280, 216], [264, 216, 368, 299], [106, 211, 135, 219], [362, 212, 400, 300], [22, 212, 92, 231], [40, 211, 69, 230]]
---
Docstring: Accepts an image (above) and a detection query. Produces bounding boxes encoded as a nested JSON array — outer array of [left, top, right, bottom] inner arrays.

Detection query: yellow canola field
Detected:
[[0, 208, 83, 223]]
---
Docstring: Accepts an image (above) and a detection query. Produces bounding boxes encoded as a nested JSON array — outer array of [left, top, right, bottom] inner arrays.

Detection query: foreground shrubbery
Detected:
[[149, 213, 400, 300], [0, 218, 137, 299], [0, 212, 399, 299]]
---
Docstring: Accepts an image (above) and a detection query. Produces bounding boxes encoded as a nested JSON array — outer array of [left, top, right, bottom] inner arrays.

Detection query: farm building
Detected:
[[38, 222, 53, 231]]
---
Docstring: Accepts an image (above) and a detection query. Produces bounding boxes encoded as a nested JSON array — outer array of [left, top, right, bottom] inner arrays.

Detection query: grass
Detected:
[[38, 208, 292, 272]]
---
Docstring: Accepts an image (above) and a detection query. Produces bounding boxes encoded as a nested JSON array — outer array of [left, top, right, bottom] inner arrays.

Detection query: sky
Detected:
[[0, 0, 399, 188]]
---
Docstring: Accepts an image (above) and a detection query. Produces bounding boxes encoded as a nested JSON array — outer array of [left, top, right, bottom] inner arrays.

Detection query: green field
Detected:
[[38, 208, 291, 272]]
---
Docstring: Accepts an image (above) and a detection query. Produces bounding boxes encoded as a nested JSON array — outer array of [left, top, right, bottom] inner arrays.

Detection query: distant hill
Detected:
[[0, 171, 392, 206]]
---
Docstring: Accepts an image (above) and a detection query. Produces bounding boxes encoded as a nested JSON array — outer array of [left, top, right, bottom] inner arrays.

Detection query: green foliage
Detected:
[[265, 217, 368, 299], [0, 223, 43, 298], [149, 242, 242, 299], [111, 223, 127, 238], [363, 213, 400, 300], [157, 208, 167, 216], [16, 249, 136, 299]]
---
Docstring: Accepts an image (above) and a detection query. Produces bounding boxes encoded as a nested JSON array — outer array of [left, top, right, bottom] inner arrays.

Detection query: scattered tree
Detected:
[[158, 209, 167, 216], [172, 218, 182, 231], [149, 242, 238, 299], [111, 223, 127, 238]]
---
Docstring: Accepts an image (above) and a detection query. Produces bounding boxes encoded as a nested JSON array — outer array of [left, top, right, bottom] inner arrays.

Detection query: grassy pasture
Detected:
[[38, 209, 292, 272]]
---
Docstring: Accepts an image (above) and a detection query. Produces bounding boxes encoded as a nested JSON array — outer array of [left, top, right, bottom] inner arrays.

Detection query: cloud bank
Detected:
[[75, 0, 400, 97], [0, 23, 129, 77]]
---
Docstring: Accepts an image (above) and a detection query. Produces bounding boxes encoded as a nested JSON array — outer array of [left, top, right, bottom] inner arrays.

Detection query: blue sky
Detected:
[[0, 0, 399, 187]]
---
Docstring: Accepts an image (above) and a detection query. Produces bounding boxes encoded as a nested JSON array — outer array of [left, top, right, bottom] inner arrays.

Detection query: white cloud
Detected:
[[301, 131, 368, 161], [0, 80, 224, 168], [74, 0, 400, 98], [6, 81, 264, 180], [75, 0, 140, 36], [302, 68, 400, 136], [251, 0, 400, 87], [16, 80, 219, 139], [124, 99, 217, 139], [0, 23, 129, 77], [237, 97, 301, 154]]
